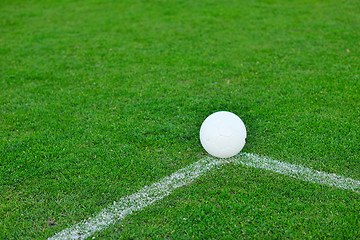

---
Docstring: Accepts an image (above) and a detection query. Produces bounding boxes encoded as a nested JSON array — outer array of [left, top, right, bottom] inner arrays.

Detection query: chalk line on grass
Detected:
[[231, 153, 360, 193], [49, 153, 360, 240], [49, 156, 226, 240]]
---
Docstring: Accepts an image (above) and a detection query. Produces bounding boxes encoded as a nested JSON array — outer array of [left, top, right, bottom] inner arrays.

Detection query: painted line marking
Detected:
[[49, 156, 226, 240], [49, 153, 360, 240], [232, 153, 360, 193]]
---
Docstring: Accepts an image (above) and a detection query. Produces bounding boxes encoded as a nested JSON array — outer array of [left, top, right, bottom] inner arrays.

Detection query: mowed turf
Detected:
[[1, 0, 360, 239]]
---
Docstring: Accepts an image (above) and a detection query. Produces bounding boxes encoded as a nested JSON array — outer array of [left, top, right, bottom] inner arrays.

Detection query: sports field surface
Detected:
[[1, 0, 360, 239]]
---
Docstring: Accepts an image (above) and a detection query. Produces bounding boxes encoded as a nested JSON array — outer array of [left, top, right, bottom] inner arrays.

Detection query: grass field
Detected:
[[1, 0, 360, 239]]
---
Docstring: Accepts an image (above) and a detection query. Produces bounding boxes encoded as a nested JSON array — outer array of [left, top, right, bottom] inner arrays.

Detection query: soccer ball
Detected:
[[200, 111, 246, 158]]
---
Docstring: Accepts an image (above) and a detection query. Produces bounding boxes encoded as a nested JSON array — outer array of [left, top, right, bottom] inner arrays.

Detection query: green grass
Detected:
[[1, 0, 360, 239]]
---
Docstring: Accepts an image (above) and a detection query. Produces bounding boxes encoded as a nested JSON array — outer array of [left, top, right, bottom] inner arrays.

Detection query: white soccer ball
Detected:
[[200, 111, 247, 158]]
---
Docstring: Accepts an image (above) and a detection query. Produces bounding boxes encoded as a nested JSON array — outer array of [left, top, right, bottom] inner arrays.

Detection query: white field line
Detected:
[[49, 156, 226, 240], [49, 153, 360, 240], [231, 153, 360, 193]]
